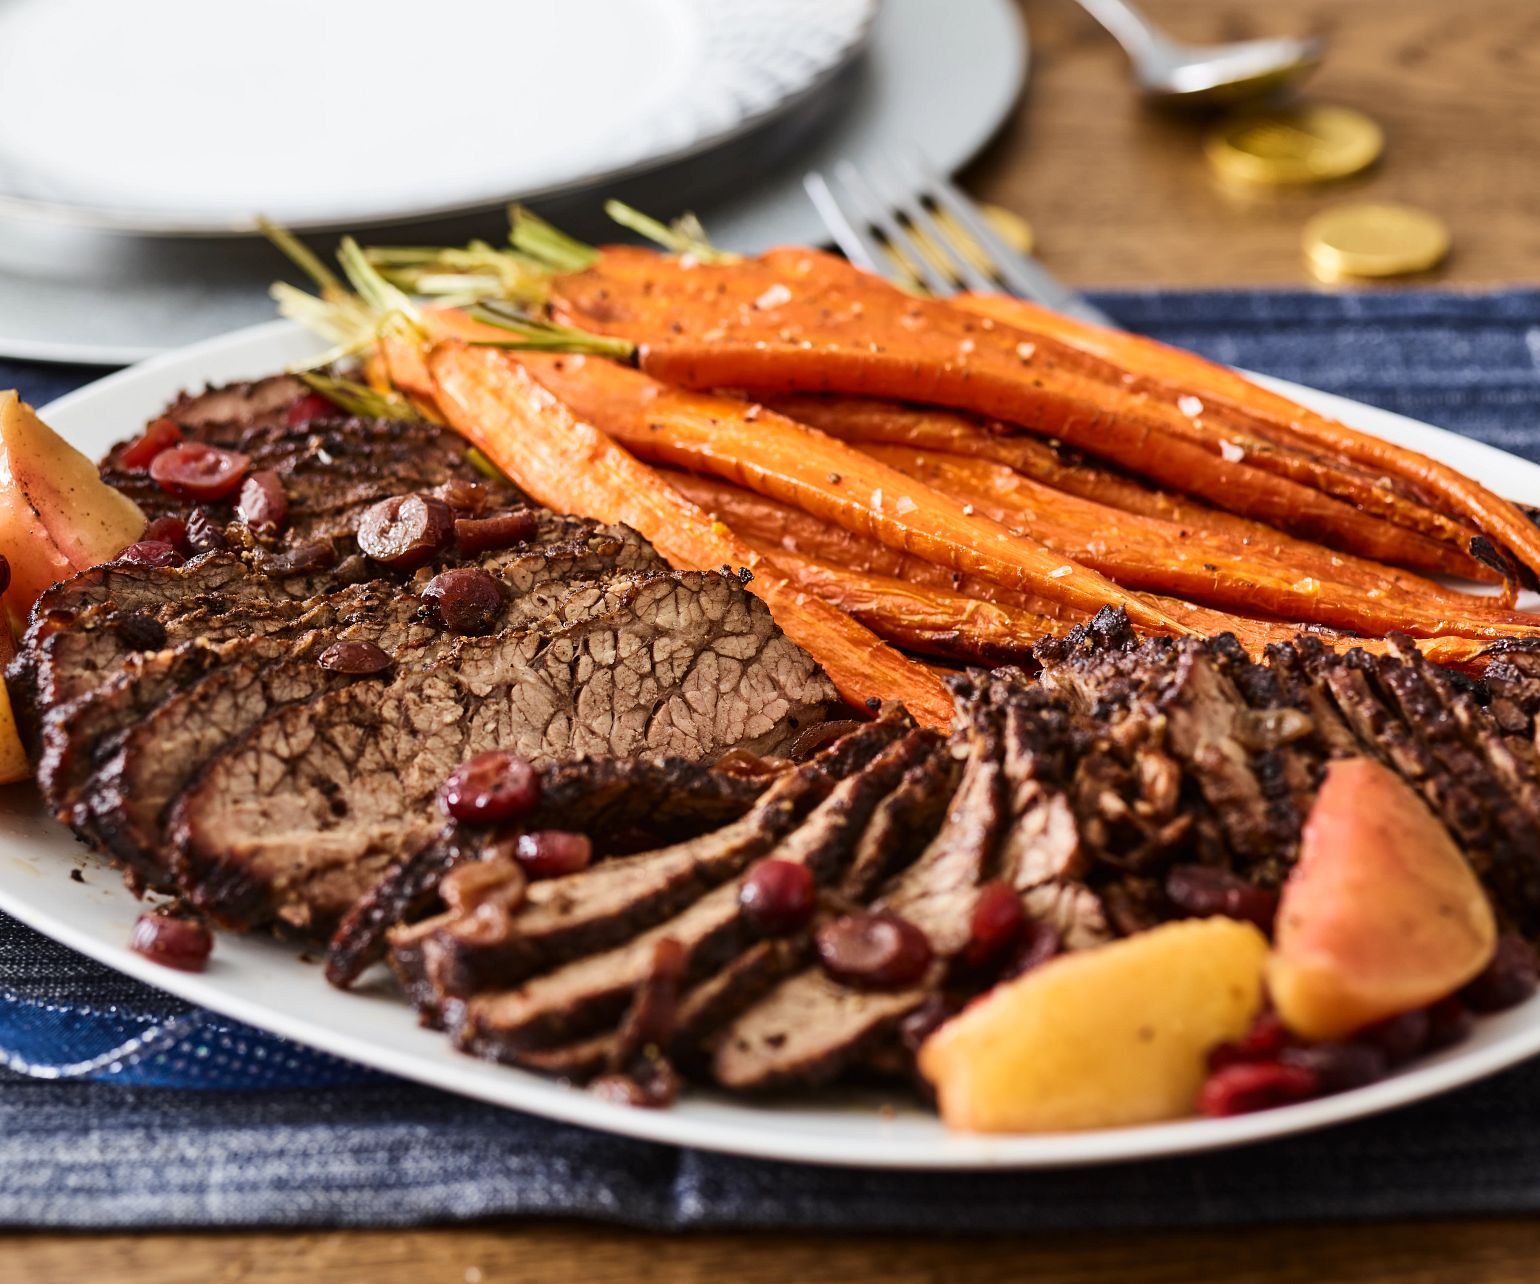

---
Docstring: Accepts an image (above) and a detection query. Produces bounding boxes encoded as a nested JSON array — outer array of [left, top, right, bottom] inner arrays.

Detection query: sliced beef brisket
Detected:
[[169, 570, 834, 933], [407, 613, 1540, 1100], [391, 769, 828, 1022], [711, 713, 997, 1091], [326, 755, 770, 989], [28, 366, 1540, 1111], [452, 728, 935, 1062], [18, 376, 845, 956]]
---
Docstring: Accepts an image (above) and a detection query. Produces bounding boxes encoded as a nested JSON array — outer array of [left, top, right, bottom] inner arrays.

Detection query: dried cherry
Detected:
[[149, 442, 250, 501]]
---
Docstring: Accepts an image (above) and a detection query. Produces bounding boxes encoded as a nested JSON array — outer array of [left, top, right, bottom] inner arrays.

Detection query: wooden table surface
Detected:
[[10, 2, 1540, 1280], [973, 0, 1540, 287]]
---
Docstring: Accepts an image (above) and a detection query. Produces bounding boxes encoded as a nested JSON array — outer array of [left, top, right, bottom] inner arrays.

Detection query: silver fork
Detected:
[[803, 152, 1114, 327]]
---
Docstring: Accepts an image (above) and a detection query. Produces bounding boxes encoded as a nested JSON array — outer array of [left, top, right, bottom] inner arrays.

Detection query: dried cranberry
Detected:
[[1423, 997, 1475, 1051], [285, 390, 335, 426], [142, 515, 190, 554], [421, 568, 503, 634], [149, 441, 250, 501], [454, 511, 538, 555], [129, 911, 213, 972], [118, 417, 183, 471], [899, 995, 962, 1056], [1198, 1061, 1319, 1117], [962, 881, 1026, 971], [1207, 1009, 1291, 1071], [1357, 1008, 1430, 1066], [357, 494, 455, 570], [116, 539, 183, 567], [1000, 919, 1062, 981], [1461, 932, 1539, 1013], [318, 639, 393, 675], [1279, 1041, 1388, 1093], [235, 469, 288, 533], [184, 507, 229, 553], [1165, 864, 1279, 933], [514, 830, 593, 879], [439, 750, 540, 825], [816, 911, 933, 991], [739, 858, 815, 935]]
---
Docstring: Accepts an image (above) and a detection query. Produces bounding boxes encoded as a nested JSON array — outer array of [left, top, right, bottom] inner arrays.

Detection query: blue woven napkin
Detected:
[[3, 286, 1540, 1229]]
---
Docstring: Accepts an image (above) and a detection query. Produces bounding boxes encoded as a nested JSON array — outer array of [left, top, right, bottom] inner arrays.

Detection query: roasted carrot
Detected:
[[864, 443, 1540, 640], [505, 349, 1533, 639], [507, 353, 1197, 635], [425, 340, 954, 728], [748, 542, 1053, 666], [548, 247, 1499, 577], [664, 469, 1071, 617], [545, 250, 1484, 579], [670, 470, 1514, 671], [755, 251, 1479, 554], [766, 393, 1236, 529], [667, 434, 1536, 641], [956, 292, 1503, 554], [764, 394, 1495, 585]]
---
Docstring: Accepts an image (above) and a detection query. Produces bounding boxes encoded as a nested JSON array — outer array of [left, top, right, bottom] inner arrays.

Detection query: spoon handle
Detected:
[[1072, 0, 1176, 62]]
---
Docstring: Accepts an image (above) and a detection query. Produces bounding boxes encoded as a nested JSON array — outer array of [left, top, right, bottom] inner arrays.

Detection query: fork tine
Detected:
[[806, 168, 927, 292], [892, 152, 1116, 326], [831, 161, 956, 298], [867, 156, 998, 296], [802, 172, 885, 276]]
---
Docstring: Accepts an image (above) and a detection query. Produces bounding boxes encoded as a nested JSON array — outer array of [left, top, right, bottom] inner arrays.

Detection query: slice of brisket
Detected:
[[326, 755, 770, 989], [451, 728, 935, 1062], [710, 706, 1001, 1091], [391, 769, 827, 1022], [31, 520, 658, 825], [169, 570, 835, 933], [386, 612, 1540, 1103]]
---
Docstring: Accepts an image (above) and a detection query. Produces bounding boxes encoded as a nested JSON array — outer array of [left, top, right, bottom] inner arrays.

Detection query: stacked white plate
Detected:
[[0, 0, 1028, 362]]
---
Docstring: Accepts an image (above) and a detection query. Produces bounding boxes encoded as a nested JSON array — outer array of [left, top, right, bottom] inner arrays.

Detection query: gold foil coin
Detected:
[[1303, 202, 1450, 281], [1205, 105, 1384, 185]]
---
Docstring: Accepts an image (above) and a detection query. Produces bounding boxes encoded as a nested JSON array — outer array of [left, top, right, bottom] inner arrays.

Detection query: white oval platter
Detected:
[[2, 318, 1538, 1170]]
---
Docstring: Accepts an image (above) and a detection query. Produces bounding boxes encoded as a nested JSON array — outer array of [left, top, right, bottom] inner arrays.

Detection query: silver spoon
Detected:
[[1074, 0, 1322, 106]]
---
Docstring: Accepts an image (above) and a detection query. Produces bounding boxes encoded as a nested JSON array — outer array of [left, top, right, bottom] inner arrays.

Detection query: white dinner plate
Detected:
[[0, 0, 874, 233], [6, 318, 1538, 1170], [0, 0, 1026, 364]]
